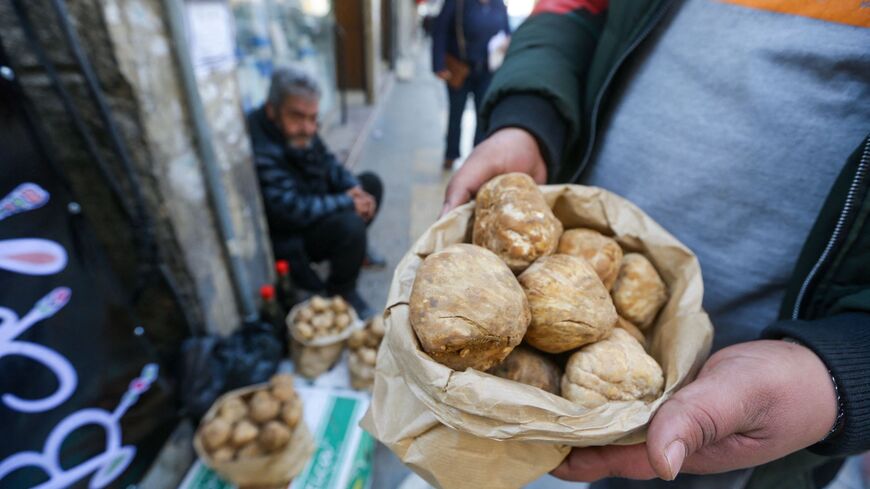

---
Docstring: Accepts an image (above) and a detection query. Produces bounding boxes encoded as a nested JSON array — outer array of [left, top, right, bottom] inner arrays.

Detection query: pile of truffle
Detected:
[[410, 173, 668, 407], [292, 295, 354, 341], [347, 315, 386, 389], [197, 374, 302, 462]]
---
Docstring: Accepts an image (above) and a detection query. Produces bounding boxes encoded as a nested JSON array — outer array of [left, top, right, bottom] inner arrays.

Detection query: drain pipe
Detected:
[[161, 0, 259, 323]]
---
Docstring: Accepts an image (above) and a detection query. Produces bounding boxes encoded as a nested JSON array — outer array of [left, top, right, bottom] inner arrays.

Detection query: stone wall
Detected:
[[0, 0, 273, 341]]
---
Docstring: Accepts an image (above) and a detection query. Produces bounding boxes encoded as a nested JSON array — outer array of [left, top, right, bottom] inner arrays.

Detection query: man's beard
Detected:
[[287, 135, 314, 150]]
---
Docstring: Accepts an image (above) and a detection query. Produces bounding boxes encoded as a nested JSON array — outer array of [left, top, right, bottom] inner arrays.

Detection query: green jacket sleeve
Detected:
[[480, 9, 605, 162]]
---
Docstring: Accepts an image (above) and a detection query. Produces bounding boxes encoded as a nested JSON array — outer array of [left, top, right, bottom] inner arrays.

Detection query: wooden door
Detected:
[[334, 0, 367, 90]]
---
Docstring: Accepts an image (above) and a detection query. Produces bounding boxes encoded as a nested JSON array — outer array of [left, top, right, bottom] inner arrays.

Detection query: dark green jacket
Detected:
[[480, 1, 870, 487]]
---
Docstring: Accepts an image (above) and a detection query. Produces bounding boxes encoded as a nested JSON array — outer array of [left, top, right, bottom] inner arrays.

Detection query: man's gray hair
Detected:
[[267, 66, 321, 106]]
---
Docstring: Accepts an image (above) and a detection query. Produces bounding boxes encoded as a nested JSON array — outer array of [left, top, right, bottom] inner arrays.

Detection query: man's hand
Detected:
[[347, 186, 377, 222], [441, 128, 547, 217], [436, 70, 451, 81], [552, 340, 838, 482]]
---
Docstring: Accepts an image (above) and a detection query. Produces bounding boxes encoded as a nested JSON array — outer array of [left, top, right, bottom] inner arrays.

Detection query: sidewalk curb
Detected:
[[345, 73, 396, 170]]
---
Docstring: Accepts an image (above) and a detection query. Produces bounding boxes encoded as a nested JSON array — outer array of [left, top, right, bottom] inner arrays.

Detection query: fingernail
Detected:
[[664, 441, 685, 481]]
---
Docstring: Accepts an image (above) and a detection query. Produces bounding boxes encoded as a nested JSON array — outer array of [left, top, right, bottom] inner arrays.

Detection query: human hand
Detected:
[[440, 128, 547, 217], [436, 70, 451, 81], [346, 185, 364, 198], [347, 186, 376, 221], [552, 340, 838, 482], [358, 191, 376, 221]]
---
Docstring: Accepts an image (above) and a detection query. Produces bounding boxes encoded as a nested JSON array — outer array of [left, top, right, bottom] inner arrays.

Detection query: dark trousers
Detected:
[[297, 171, 383, 295], [445, 67, 493, 160]]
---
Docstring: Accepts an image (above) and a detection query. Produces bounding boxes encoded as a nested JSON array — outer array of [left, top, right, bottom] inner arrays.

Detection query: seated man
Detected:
[[247, 67, 383, 319]]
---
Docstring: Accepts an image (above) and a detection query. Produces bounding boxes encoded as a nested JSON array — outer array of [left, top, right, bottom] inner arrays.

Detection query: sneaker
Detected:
[[341, 289, 374, 320], [363, 246, 387, 269]]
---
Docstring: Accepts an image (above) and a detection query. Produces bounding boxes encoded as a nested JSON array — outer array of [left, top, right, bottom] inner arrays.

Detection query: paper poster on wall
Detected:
[[185, 0, 238, 75]]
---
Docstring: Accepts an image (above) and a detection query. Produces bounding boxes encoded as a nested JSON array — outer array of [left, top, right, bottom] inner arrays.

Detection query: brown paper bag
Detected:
[[194, 384, 315, 487], [361, 184, 714, 489], [287, 300, 364, 378]]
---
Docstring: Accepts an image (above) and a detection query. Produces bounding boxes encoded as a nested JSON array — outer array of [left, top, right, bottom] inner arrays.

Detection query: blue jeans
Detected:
[[444, 67, 493, 160]]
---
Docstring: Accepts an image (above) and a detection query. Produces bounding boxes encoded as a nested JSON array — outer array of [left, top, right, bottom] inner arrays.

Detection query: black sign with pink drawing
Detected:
[[0, 49, 176, 488]]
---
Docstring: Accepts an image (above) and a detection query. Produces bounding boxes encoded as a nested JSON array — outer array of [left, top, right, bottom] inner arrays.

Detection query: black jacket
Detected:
[[246, 107, 358, 236]]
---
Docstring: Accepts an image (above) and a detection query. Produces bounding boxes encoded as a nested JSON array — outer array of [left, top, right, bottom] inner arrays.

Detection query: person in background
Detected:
[[432, 0, 510, 170], [247, 67, 385, 320], [441, 0, 869, 488]]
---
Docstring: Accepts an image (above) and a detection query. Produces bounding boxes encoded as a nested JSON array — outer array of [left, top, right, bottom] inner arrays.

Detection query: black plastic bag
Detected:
[[178, 320, 283, 421]]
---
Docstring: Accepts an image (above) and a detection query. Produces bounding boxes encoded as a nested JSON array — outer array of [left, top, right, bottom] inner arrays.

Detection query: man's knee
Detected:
[[331, 210, 367, 242]]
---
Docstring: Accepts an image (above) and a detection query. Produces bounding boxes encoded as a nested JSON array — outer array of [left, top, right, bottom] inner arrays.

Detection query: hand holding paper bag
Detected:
[[362, 184, 713, 489]]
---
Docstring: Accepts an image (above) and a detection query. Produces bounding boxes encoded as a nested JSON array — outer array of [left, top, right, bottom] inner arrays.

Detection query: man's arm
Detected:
[[256, 155, 354, 230], [553, 136, 870, 481], [442, 0, 607, 214], [551, 313, 870, 483], [480, 0, 607, 162], [552, 337, 841, 482], [321, 144, 360, 193], [763, 316, 870, 455], [763, 135, 870, 455]]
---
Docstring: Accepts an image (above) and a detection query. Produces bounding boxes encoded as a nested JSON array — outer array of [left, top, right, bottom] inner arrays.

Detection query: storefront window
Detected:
[[230, 0, 338, 115]]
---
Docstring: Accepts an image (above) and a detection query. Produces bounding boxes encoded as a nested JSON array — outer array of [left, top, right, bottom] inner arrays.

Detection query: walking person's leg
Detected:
[[471, 69, 495, 146], [445, 81, 470, 169]]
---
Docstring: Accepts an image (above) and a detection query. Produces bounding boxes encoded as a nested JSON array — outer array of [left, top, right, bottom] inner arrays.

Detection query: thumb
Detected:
[[440, 183, 472, 218], [440, 158, 500, 217], [645, 372, 749, 480]]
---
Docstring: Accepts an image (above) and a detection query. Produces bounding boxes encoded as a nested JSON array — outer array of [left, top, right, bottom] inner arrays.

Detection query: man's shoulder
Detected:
[[246, 106, 284, 158]]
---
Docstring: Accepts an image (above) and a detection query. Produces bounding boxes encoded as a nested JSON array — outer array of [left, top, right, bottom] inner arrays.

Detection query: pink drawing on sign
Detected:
[[130, 379, 147, 394], [0, 183, 49, 222], [21, 187, 46, 204], [0, 239, 68, 276], [8, 252, 56, 264], [36, 288, 72, 316]]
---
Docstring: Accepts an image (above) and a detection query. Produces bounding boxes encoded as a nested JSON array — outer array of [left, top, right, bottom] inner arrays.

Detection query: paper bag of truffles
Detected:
[[348, 314, 386, 390], [194, 374, 314, 487], [287, 295, 363, 378], [361, 175, 714, 489]]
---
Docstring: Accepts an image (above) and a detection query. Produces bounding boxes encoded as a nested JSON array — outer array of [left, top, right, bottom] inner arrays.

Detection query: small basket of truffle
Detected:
[[287, 295, 364, 379], [194, 374, 314, 488], [347, 313, 386, 390], [362, 174, 715, 489]]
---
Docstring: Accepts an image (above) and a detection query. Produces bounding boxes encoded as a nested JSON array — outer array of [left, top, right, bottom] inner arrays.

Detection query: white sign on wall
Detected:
[[185, 1, 238, 75]]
